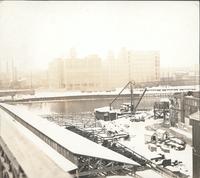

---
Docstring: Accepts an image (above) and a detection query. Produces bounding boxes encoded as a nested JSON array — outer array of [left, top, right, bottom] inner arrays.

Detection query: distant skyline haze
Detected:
[[0, 1, 199, 70]]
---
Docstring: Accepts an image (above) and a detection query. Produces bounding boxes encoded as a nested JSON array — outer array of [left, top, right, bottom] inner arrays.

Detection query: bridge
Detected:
[[0, 89, 35, 98], [0, 103, 139, 178], [1, 85, 198, 103]]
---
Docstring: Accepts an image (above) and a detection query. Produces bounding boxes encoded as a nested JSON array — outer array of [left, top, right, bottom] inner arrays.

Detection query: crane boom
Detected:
[[134, 88, 147, 111], [109, 81, 135, 110]]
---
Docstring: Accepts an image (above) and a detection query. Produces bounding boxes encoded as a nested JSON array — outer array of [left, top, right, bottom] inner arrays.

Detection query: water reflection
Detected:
[[16, 96, 160, 115], [16, 98, 129, 115]]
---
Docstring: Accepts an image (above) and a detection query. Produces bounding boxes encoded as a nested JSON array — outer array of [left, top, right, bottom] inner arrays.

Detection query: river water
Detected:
[[15, 96, 161, 115], [13, 96, 161, 126]]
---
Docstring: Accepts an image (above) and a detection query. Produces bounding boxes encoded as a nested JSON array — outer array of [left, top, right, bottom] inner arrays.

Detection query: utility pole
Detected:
[[130, 82, 134, 115], [128, 51, 134, 115]]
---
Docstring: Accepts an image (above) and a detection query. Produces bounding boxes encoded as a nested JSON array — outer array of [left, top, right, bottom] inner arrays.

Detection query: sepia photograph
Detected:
[[0, 1, 199, 178]]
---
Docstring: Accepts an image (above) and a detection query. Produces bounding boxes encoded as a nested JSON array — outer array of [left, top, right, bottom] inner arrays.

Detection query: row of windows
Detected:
[[135, 88, 196, 92], [144, 93, 172, 97], [185, 98, 200, 107]]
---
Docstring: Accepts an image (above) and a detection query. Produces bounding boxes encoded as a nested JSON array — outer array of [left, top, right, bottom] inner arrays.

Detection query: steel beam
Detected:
[[77, 165, 132, 177]]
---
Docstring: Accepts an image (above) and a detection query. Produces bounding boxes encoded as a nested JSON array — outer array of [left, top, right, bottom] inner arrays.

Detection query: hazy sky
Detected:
[[0, 1, 199, 70]]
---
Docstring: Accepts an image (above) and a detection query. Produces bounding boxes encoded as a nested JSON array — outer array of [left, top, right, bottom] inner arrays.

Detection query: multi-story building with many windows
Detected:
[[64, 54, 102, 91], [48, 49, 160, 91], [106, 49, 160, 88]]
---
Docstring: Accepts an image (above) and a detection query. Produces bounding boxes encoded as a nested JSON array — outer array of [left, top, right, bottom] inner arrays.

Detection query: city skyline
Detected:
[[48, 50, 160, 91], [0, 1, 199, 70]]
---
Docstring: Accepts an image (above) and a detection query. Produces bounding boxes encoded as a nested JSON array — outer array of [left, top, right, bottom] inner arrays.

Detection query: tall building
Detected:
[[106, 49, 160, 88], [48, 49, 160, 91], [129, 50, 160, 83], [64, 54, 102, 91], [103, 51, 117, 90], [48, 58, 64, 88]]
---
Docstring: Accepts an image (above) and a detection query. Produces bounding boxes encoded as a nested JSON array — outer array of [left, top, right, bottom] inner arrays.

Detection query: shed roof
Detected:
[[0, 103, 139, 166]]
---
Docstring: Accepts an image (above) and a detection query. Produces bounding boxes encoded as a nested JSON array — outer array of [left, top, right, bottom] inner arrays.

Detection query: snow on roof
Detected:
[[156, 129, 168, 134], [94, 107, 121, 114], [0, 106, 74, 178], [144, 130, 155, 136], [94, 106, 111, 112], [13, 117, 78, 172], [0, 103, 139, 166]]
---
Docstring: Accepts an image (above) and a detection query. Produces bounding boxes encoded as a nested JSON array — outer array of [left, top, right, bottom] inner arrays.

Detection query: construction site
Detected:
[[33, 81, 199, 178]]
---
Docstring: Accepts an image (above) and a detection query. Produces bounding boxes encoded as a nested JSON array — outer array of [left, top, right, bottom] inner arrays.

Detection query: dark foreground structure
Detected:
[[189, 111, 200, 178]]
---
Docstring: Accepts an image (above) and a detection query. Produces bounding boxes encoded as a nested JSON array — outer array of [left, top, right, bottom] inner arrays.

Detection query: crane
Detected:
[[109, 81, 147, 115]]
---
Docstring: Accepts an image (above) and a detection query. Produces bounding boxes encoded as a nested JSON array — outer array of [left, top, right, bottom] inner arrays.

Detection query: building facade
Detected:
[[105, 49, 160, 88], [190, 111, 200, 178], [64, 55, 102, 91], [48, 58, 64, 88], [48, 49, 160, 91]]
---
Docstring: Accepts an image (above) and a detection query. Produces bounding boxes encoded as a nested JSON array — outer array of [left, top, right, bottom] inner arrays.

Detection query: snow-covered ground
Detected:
[[97, 113, 192, 178], [1, 102, 192, 178], [170, 127, 192, 140], [136, 169, 164, 178]]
